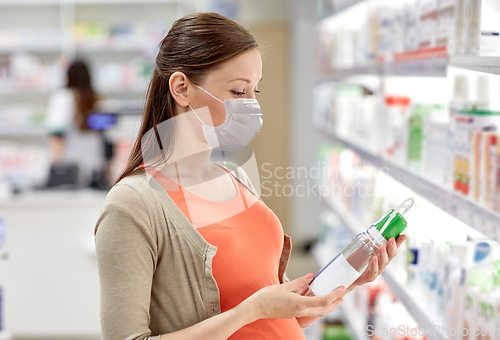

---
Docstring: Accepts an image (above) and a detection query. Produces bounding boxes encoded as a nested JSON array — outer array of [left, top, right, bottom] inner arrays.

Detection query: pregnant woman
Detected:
[[94, 12, 405, 340]]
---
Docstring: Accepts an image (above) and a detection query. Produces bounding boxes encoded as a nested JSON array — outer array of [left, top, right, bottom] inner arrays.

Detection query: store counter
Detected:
[[0, 189, 107, 339]]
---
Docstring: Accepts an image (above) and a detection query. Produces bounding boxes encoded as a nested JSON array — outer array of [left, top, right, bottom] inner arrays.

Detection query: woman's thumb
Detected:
[[284, 273, 314, 291]]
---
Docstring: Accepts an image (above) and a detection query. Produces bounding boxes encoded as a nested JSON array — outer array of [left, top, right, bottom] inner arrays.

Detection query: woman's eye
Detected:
[[254, 90, 260, 94], [231, 90, 245, 97]]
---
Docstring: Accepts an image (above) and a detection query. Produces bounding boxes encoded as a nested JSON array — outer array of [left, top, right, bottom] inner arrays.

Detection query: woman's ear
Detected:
[[169, 71, 190, 107]]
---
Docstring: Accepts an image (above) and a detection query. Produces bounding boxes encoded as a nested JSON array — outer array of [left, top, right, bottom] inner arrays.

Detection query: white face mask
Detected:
[[189, 84, 263, 152]]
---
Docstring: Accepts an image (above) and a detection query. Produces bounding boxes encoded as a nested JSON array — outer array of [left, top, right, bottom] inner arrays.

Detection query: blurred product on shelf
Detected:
[[0, 52, 63, 92], [315, 0, 499, 73], [0, 143, 50, 197], [72, 21, 167, 49], [0, 52, 153, 94]]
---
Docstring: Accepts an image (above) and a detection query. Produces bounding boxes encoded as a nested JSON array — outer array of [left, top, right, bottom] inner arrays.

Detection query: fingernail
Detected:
[[342, 287, 346, 292], [305, 273, 314, 279]]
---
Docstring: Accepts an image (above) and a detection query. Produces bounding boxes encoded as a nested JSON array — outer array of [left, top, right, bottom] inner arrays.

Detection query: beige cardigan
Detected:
[[94, 162, 293, 340]]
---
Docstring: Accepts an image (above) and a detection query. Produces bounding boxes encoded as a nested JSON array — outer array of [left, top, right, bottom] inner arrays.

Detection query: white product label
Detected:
[[309, 253, 361, 296], [480, 32, 500, 56]]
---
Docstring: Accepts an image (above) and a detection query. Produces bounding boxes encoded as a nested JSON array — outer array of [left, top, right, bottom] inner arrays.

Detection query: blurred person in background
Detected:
[[45, 60, 106, 188]]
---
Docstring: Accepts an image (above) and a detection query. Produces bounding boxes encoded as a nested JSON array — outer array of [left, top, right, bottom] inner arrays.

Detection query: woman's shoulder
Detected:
[[106, 173, 153, 204]]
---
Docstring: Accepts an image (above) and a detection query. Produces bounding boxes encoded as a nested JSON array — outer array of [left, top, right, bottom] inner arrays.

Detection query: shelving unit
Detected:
[[320, 47, 449, 80], [314, 1, 500, 339], [316, 126, 500, 243], [317, 193, 447, 340], [320, 54, 500, 80], [450, 56, 500, 75]]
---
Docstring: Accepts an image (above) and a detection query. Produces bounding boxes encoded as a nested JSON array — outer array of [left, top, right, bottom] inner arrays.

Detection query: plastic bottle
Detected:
[[467, 0, 482, 55], [487, 260, 500, 340], [464, 268, 497, 340], [464, 270, 483, 340], [445, 242, 474, 340], [309, 198, 413, 296], [448, 75, 473, 191]]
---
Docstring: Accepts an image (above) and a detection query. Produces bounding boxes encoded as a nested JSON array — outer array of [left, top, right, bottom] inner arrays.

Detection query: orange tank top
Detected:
[[148, 163, 306, 339]]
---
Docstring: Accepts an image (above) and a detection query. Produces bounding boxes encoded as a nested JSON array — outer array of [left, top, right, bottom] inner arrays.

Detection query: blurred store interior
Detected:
[[1, 0, 500, 339]]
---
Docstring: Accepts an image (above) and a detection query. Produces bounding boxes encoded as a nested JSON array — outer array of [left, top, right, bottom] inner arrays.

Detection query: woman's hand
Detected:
[[350, 234, 407, 288], [243, 274, 345, 323]]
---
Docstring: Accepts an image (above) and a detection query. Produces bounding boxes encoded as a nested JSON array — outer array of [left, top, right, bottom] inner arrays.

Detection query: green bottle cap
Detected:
[[374, 209, 408, 240]]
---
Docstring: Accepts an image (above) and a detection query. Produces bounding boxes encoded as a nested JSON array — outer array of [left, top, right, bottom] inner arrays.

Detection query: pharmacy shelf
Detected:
[[317, 126, 500, 243], [320, 54, 500, 80], [320, 47, 449, 80], [0, 45, 61, 54], [318, 193, 447, 340], [0, 88, 52, 96], [75, 43, 157, 53], [320, 58, 447, 80], [450, 56, 500, 75]]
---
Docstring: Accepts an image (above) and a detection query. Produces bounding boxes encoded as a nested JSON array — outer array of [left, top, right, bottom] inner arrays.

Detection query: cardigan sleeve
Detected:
[[94, 183, 161, 340]]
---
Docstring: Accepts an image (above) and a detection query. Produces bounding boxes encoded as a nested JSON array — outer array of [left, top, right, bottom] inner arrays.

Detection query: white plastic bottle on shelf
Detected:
[[445, 242, 474, 340], [478, 276, 494, 340], [480, 2, 500, 57], [437, 0, 468, 54], [489, 261, 500, 340], [464, 269, 485, 340], [467, 0, 482, 55], [434, 243, 447, 318], [448, 75, 473, 192], [476, 75, 500, 112], [309, 199, 413, 296]]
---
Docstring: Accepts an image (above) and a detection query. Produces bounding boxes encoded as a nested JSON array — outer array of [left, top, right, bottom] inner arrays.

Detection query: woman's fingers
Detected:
[[378, 246, 389, 273], [396, 234, 407, 248], [365, 256, 379, 282], [295, 285, 310, 296], [387, 238, 398, 261], [299, 297, 344, 317], [284, 274, 314, 293], [297, 285, 345, 309]]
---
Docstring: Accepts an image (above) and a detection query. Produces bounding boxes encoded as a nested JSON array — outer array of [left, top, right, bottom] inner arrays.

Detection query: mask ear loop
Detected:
[[379, 198, 414, 235], [193, 84, 224, 104], [189, 104, 207, 126]]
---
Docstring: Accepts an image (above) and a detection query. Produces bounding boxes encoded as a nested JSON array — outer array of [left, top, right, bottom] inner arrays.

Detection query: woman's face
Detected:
[[190, 48, 262, 127]]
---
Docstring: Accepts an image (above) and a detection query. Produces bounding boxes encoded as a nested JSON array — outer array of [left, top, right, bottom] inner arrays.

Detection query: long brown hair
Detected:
[[115, 12, 259, 185], [67, 60, 96, 131]]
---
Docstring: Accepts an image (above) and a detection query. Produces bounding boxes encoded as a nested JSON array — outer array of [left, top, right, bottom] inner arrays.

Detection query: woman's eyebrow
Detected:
[[228, 76, 263, 83]]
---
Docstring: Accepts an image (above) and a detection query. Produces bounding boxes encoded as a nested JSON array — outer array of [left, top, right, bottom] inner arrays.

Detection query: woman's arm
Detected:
[[160, 274, 346, 339], [159, 298, 255, 340], [95, 184, 346, 339]]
